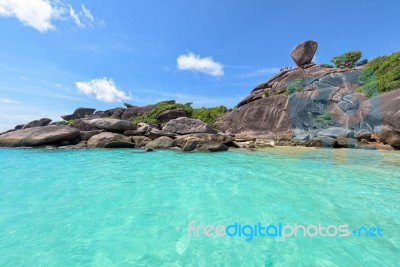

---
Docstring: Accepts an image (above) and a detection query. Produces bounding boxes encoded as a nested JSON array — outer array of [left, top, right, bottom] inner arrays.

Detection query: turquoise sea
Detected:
[[0, 147, 399, 266]]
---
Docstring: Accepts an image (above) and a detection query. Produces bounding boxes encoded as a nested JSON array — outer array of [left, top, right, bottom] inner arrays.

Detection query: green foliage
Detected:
[[320, 63, 334, 68], [55, 119, 78, 126], [358, 52, 400, 96], [192, 106, 227, 125], [286, 79, 304, 95], [263, 90, 270, 97], [67, 119, 79, 125], [55, 120, 68, 125], [129, 100, 227, 125], [131, 100, 193, 124], [331, 51, 362, 68], [312, 111, 333, 129], [357, 69, 378, 98]]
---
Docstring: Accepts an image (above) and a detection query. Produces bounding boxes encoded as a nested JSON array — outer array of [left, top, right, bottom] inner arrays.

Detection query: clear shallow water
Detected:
[[0, 147, 399, 267]]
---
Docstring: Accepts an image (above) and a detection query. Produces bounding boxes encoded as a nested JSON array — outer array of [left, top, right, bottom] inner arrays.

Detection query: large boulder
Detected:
[[290, 40, 318, 67], [317, 127, 354, 138], [305, 136, 337, 148], [21, 118, 52, 129], [144, 136, 176, 149], [375, 89, 400, 147], [130, 136, 152, 148], [179, 137, 228, 152], [148, 129, 176, 140], [111, 109, 124, 119], [215, 95, 291, 139], [94, 108, 126, 118], [87, 132, 134, 148], [162, 117, 217, 134], [0, 125, 80, 147], [79, 130, 104, 141], [156, 109, 187, 122], [121, 106, 155, 120], [124, 102, 136, 108], [86, 118, 136, 132], [176, 133, 233, 145], [69, 119, 99, 131], [61, 107, 96, 121]]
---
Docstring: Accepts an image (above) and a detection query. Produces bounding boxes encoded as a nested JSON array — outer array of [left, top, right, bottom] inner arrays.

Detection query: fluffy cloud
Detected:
[[177, 52, 224, 76], [0, 0, 97, 32], [75, 77, 131, 102], [0, 0, 64, 32]]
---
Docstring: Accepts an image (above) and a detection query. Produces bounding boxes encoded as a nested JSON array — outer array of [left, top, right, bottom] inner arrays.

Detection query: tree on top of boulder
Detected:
[[331, 51, 362, 68]]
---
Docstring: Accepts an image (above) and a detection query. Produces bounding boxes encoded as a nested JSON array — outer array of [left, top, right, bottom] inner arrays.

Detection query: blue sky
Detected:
[[0, 0, 399, 131]]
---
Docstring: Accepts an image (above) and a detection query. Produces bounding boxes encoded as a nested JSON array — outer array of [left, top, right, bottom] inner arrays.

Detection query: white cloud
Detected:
[[68, 4, 83, 27], [177, 52, 224, 76], [0, 0, 98, 32], [75, 77, 131, 102], [0, 0, 64, 32], [0, 98, 20, 104], [68, 4, 94, 28], [80, 4, 93, 23]]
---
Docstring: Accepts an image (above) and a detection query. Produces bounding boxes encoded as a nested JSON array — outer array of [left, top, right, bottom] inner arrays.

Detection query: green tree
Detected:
[[357, 52, 400, 96], [131, 100, 193, 124], [192, 106, 227, 125], [331, 51, 362, 68]]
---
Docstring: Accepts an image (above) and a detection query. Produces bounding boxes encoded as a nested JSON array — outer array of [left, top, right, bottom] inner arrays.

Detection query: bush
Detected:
[[131, 100, 193, 124], [331, 51, 362, 68], [312, 111, 333, 129], [192, 106, 227, 125], [358, 52, 400, 96], [286, 79, 304, 95], [263, 90, 269, 97], [130, 100, 227, 125], [55, 119, 78, 126]]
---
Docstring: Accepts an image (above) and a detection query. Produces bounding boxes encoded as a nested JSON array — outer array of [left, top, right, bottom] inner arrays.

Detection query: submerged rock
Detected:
[[305, 136, 337, 148]]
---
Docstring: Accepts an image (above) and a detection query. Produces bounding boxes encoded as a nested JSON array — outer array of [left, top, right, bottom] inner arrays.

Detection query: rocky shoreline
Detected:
[[0, 116, 235, 152], [1, 40, 399, 152]]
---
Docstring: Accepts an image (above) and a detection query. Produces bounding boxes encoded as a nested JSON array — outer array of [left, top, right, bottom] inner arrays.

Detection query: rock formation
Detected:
[[0, 125, 79, 147], [215, 41, 400, 150], [290, 40, 318, 67], [61, 108, 96, 121], [1, 41, 398, 151], [163, 117, 217, 134]]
